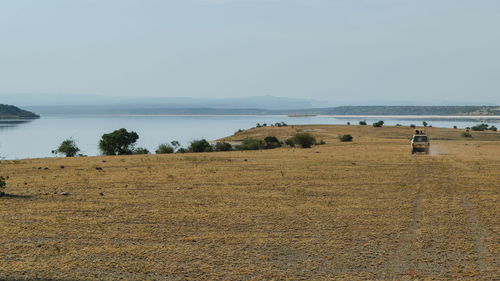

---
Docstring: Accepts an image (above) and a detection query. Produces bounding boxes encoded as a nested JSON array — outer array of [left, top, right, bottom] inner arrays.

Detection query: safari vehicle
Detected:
[[411, 130, 430, 154]]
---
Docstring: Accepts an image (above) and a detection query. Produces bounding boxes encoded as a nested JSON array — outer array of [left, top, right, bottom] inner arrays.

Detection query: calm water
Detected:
[[0, 114, 498, 160]]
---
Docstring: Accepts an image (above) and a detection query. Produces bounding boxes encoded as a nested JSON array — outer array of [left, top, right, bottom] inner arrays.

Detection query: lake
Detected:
[[1, 114, 499, 160]]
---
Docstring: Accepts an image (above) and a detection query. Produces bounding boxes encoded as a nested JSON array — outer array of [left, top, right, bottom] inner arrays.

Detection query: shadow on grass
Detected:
[[0, 278, 85, 281], [0, 193, 34, 200]]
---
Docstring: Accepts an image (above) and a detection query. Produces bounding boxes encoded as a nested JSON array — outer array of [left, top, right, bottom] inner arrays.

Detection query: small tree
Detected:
[[99, 128, 139, 155], [189, 139, 213, 152], [293, 133, 316, 148], [52, 138, 80, 157], [372, 121, 384, 127], [359, 121, 367, 126], [156, 143, 175, 154], [489, 125, 497, 131], [215, 142, 232, 152], [339, 134, 353, 142], [422, 121, 428, 127]]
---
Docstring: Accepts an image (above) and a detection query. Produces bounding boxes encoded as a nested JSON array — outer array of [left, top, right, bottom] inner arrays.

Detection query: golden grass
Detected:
[[0, 125, 498, 280]]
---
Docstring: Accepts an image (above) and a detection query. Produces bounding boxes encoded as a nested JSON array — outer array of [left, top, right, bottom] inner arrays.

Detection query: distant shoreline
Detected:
[[34, 113, 500, 119]]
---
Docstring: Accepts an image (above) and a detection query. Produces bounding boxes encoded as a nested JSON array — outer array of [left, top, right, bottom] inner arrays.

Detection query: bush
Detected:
[[461, 132, 473, 138], [215, 142, 232, 152], [359, 121, 367, 126], [422, 121, 428, 127], [396, 124, 402, 126], [285, 137, 295, 147], [410, 124, 416, 128], [264, 136, 281, 149], [0, 176, 6, 195], [471, 124, 489, 131], [316, 140, 326, 145], [99, 128, 139, 155], [189, 139, 213, 153], [171, 141, 181, 150], [156, 143, 175, 154], [453, 126, 458, 129], [347, 122, 351, 126], [372, 121, 384, 127], [339, 134, 353, 142], [238, 139, 266, 150], [52, 138, 80, 157], [293, 132, 316, 148], [132, 147, 150, 154], [489, 125, 497, 131]]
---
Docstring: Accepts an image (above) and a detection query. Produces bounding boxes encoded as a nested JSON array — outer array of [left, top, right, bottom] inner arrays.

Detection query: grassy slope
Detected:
[[0, 125, 499, 280]]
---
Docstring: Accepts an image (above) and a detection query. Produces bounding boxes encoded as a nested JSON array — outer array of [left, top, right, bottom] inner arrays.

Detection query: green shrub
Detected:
[[461, 132, 473, 138], [177, 148, 188, 153], [214, 142, 232, 152], [285, 137, 295, 147], [396, 124, 402, 126], [489, 125, 497, 131], [238, 139, 266, 150], [156, 143, 175, 154], [52, 138, 80, 157], [188, 139, 213, 153], [453, 126, 458, 129], [292, 132, 316, 148], [410, 124, 416, 128], [132, 147, 150, 154], [372, 120, 384, 127], [316, 140, 326, 145], [422, 121, 428, 127], [339, 134, 353, 142], [99, 128, 139, 155], [471, 124, 488, 131], [359, 121, 367, 125], [264, 136, 281, 149], [471, 123, 489, 131]]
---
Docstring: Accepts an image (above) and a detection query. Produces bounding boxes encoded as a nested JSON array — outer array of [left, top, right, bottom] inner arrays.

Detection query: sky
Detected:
[[0, 0, 499, 105]]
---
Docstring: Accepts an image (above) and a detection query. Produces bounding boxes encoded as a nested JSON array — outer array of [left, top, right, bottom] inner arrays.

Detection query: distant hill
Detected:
[[0, 104, 40, 119], [26, 105, 500, 116], [0, 94, 325, 110], [290, 106, 500, 116]]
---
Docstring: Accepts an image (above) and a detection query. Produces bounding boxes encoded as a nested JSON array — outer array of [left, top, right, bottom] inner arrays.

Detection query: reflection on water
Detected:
[[0, 119, 34, 131]]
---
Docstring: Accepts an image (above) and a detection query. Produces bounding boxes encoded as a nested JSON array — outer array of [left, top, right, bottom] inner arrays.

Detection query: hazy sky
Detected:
[[1, 0, 499, 104]]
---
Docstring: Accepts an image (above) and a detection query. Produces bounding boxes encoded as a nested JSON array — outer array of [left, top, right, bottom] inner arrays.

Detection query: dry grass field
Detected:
[[0, 125, 499, 280]]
